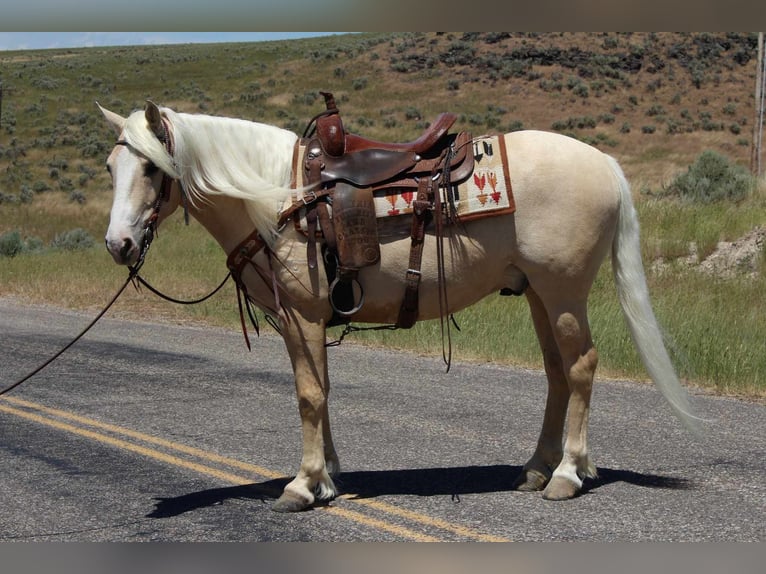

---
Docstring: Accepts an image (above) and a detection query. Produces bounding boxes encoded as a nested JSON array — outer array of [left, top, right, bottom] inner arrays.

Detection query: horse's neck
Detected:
[[185, 189, 259, 255]]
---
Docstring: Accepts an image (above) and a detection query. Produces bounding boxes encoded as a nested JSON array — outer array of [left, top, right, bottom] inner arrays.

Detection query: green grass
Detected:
[[649, 270, 766, 395], [637, 189, 766, 263]]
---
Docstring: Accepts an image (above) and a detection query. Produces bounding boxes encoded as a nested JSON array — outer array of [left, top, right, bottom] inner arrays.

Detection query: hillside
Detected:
[[0, 31, 761, 218]]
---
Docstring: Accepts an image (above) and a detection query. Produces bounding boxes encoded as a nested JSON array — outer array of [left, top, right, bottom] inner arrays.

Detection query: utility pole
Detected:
[[752, 32, 765, 177]]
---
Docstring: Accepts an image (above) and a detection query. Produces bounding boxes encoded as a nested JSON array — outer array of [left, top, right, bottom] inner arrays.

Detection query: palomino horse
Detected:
[[99, 101, 698, 512]]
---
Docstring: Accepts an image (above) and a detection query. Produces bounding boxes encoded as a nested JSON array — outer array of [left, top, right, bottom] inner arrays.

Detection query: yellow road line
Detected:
[[0, 396, 511, 542], [0, 403, 251, 485], [0, 401, 437, 541], [3, 396, 283, 479], [341, 496, 510, 543], [323, 507, 441, 542]]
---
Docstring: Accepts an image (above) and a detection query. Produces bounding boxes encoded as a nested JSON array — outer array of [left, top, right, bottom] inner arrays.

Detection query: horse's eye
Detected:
[[145, 163, 159, 177]]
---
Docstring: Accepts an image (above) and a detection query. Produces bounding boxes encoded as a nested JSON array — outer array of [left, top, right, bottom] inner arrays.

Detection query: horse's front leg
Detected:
[[273, 311, 339, 512]]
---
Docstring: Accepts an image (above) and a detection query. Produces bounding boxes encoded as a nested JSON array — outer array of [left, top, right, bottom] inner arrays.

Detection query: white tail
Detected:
[[608, 156, 703, 434]]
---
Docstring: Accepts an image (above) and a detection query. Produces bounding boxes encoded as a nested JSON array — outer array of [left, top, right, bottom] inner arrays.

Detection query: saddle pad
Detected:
[[288, 134, 514, 230], [373, 134, 514, 221]]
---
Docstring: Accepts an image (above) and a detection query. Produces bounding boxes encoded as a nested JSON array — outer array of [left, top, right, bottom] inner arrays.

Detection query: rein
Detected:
[[131, 273, 230, 306], [0, 216, 231, 398], [0, 270, 138, 397], [0, 119, 220, 397]]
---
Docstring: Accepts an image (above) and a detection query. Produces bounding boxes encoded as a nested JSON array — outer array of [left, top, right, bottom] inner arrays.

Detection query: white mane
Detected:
[[121, 107, 298, 243]]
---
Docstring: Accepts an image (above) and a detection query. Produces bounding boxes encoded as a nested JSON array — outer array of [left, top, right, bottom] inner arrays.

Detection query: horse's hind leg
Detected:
[[515, 289, 599, 499], [544, 297, 599, 499], [513, 287, 569, 491]]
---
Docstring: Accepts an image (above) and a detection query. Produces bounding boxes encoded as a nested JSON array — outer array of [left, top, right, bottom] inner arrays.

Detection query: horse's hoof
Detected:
[[272, 491, 312, 513], [512, 468, 549, 492], [542, 476, 580, 500]]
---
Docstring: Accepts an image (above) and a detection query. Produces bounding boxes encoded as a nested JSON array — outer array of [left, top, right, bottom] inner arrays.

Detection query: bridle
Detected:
[[114, 116, 188, 275], [114, 117, 276, 346]]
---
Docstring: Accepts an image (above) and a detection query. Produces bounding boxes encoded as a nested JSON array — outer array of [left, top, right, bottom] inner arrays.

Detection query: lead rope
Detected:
[[0, 264, 232, 397], [0, 204, 231, 397], [0, 191, 161, 397], [0, 271, 137, 397]]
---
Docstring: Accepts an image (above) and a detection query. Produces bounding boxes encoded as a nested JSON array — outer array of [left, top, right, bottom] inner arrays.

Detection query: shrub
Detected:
[[572, 83, 589, 98], [58, 178, 75, 193], [51, 228, 96, 251], [0, 230, 25, 257], [69, 190, 86, 204], [552, 116, 597, 131], [539, 79, 563, 92], [292, 92, 319, 106], [439, 41, 476, 66], [31, 76, 65, 90], [354, 117, 374, 128], [404, 107, 421, 121], [664, 150, 754, 203], [0, 230, 41, 256], [19, 185, 34, 203], [25, 237, 44, 252], [33, 181, 51, 193]]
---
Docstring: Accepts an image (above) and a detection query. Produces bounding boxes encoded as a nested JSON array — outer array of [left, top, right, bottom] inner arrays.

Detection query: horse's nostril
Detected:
[[119, 237, 134, 259]]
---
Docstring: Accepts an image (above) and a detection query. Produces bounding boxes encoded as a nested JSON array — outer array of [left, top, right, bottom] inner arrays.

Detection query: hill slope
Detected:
[[0, 31, 761, 211]]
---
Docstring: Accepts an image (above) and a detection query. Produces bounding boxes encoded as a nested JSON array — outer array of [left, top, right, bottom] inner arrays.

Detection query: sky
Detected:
[[0, 1, 757, 32], [0, 32, 344, 52]]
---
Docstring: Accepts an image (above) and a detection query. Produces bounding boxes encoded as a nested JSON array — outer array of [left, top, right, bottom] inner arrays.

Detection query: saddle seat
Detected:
[[343, 112, 457, 154], [311, 93, 469, 188]]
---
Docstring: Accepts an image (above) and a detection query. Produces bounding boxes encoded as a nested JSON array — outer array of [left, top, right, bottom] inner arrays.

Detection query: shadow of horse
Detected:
[[147, 465, 693, 517]]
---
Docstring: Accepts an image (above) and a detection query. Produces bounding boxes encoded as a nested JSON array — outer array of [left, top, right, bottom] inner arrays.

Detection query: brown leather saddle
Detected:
[[293, 92, 474, 327]]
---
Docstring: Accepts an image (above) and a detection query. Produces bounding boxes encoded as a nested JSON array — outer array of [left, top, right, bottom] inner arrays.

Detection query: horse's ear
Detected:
[[144, 100, 165, 139], [96, 101, 125, 136]]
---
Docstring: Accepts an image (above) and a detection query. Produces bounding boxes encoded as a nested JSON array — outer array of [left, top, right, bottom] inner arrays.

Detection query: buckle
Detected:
[[301, 191, 318, 205]]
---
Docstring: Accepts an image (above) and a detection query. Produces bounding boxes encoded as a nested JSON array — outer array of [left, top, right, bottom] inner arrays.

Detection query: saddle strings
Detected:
[[435, 145, 454, 372]]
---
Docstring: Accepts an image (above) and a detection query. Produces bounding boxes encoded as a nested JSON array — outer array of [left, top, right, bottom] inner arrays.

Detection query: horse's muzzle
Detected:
[[105, 235, 139, 266]]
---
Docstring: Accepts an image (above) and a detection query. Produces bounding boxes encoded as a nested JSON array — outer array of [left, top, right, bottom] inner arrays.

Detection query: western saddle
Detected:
[[237, 92, 474, 336], [286, 92, 475, 328]]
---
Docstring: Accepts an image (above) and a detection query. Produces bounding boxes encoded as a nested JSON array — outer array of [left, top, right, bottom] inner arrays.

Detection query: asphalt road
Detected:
[[0, 298, 764, 542]]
